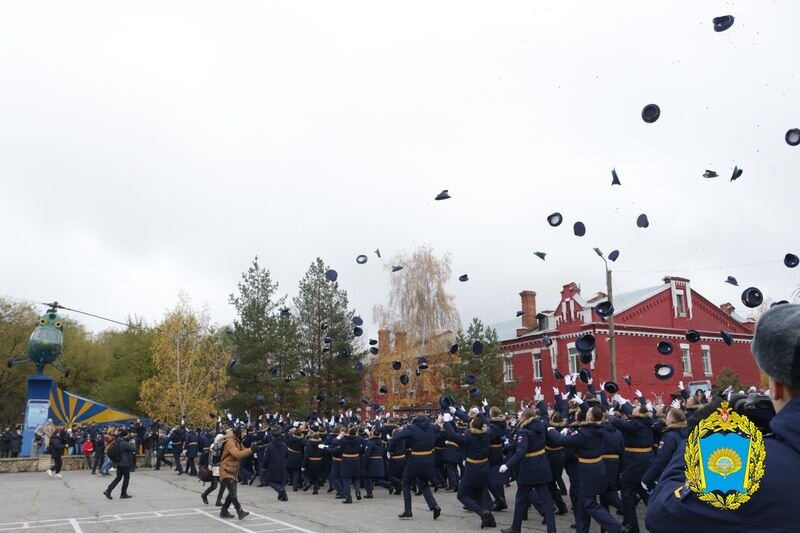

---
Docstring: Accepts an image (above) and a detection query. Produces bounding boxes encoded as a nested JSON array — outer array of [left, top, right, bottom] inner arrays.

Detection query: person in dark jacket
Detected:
[[545, 411, 569, 515], [155, 431, 174, 470], [184, 427, 199, 476], [548, 404, 623, 533], [302, 432, 325, 494], [647, 304, 800, 532], [103, 430, 136, 499], [46, 428, 67, 478], [285, 428, 304, 491], [599, 415, 625, 516], [641, 407, 688, 490], [610, 398, 655, 533], [500, 407, 555, 533], [325, 427, 363, 504], [362, 430, 388, 498], [386, 427, 407, 495], [9, 429, 22, 458], [169, 426, 185, 474], [0, 427, 12, 458], [391, 415, 442, 520], [91, 433, 105, 474], [444, 412, 497, 529], [264, 428, 289, 501]]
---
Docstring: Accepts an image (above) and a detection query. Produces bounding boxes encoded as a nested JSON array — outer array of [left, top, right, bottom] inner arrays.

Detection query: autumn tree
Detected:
[[0, 300, 39, 425], [441, 318, 511, 407], [92, 318, 156, 414], [293, 258, 363, 415], [139, 295, 231, 426], [372, 246, 461, 408]]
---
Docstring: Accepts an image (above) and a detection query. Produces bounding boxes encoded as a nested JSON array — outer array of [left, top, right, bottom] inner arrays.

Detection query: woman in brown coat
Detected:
[[219, 427, 255, 520]]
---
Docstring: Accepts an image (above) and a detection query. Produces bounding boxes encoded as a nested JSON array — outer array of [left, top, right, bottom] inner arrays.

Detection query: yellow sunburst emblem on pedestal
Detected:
[[707, 448, 742, 478]]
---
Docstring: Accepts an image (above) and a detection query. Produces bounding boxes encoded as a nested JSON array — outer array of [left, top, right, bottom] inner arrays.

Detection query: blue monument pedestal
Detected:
[[22, 374, 53, 457]]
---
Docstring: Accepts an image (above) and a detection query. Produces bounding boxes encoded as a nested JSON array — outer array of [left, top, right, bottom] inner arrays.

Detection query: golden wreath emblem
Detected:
[[683, 401, 766, 510]]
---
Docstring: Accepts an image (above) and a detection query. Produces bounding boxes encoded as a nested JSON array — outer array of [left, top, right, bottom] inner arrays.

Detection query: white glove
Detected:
[[482, 399, 489, 407], [641, 481, 649, 491], [587, 377, 593, 386], [318, 444, 327, 449], [387, 452, 392, 459], [449, 406, 456, 414], [535, 386, 541, 397], [443, 413, 453, 423], [646, 401, 653, 412], [499, 464, 508, 474], [671, 399, 681, 409], [635, 389, 643, 398], [564, 374, 573, 386], [552, 387, 560, 398], [608, 408, 616, 416], [575, 391, 583, 401], [547, 426, 558, 432], [560, 428, 569, 436], [678, 381, 685, 390]]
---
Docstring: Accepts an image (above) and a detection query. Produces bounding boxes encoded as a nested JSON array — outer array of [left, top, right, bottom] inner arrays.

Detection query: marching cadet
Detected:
[[362, 429, 389, 498], [302, 431, 324, 494], [442, 425, 462, 492], [386, 427, 407, 495], [499, 405, 555, 533], [185, 427, 199, 476], [263, 427, 289, 501], [647, 304, 800, 532], [545, 393, 569, 515], [486, 405, 510, 512], [286, 427, 305, 491], [325, 425, 345, 498], [641, 406, 687, 491], [548, 403, 624, 533], [443, 410, 497, 529], [610, 392, 655, 533], [169, 425, 185, 475], [323, 426, 363, 504], [154, 431, 173, 471], [599, 411, 625, 516], [391, 415, 442, 520], [255, 427, 270, 487]]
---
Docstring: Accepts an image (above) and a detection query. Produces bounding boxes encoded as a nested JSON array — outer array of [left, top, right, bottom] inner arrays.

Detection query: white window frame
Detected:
[[392, 377, 399, 394], [676, 290, 687, 317], [567, 343, 579, 374], [533, 350, 542, 382], [701, 344, 713, 376], [503, 353, 514, 383], [680, 343, 692, 376]]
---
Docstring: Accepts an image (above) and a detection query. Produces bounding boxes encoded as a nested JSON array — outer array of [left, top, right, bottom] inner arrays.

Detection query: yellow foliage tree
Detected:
[[139, 295, 231, 427]]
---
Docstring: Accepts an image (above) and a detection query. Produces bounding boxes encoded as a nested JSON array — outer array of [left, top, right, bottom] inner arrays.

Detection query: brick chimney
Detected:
[[378, 329, 390, 353], [520, 291, 537, 330], [394, 331, 407, 354], [720, 303, 735, 316]]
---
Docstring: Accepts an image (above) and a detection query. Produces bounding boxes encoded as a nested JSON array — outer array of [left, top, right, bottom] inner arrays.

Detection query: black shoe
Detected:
[[248, 477, 255, 485], [302, 484, 311, 492], [501, 529, 520, 533], [215, 501, 222, 507], [201, 494, 209, 505], [388, 486, 394, 495], [220, 509, 234, 519], [237, 510, 250, 520], [120, 494, 132, 499], [280, 491, 288, 501], [257, 483, 268, 487], [312, 490, 318, 495], [481, 511, 496, 529], [398, 511, 413, 519], [103, 490, 112, 500], [492, 499, 508, 512], [327, 487, 335, 493], [335, 494, 344, 499], [356, 493, 362, 501], [342, 499, 353, 504], [364, 494, 373, 499], [556, 506, 568, 515], [433, 507, 442, 520]]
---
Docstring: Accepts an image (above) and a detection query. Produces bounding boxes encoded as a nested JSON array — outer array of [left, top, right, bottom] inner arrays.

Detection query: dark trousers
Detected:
[[401, 458, 439, 513], [83, 454, 93, 470], [488, 466, 507, 504], [172, 449, 183, 473], [92, 455, 103, 473], [578, 495, 622, 533], [341, 477, 361, 502], [268, 480, 286, 496], [458, 484, 489, 516], [185, 456, 197, 476], [106, 466, 131, 495], [52, 456, 63, 474], [621, 478, 648, 529], [600, 488, 623, 512], [202, 476, 226, 503], [222, 478, 242, 511], [444, 462, 459, 489], [155, 454, 174, 470], [512, 483, 555, 533], [549, 481, 568, 512], [288, 467, 301, 490], [0, 449, 9, 458]]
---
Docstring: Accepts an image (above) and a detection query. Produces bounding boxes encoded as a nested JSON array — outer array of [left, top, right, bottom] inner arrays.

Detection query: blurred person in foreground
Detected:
[[646, 303, 800, 532]]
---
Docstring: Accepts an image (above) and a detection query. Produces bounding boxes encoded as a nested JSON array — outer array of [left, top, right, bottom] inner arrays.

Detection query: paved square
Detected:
[[0, 469, 648, 532]]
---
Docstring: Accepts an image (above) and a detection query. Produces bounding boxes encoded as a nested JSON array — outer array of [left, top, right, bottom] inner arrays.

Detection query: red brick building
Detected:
[[492, 276, 761, 405]]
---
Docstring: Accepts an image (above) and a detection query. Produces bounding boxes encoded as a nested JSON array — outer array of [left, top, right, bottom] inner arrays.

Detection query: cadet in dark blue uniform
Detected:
[[548, 405, 623, 533], [391, 415, 442, 519], [545, 411, 569, 515], [169, 426, 185, 474], [641, 407, 687, 490], [302, 431, 324, 494], [442, 429, 461, 492], [599, 414, 625, 515], [263, 427, 289, 501], [362, 430, 388, 498], [499, 407, 555, 533], [610, 398, 654, 532], [326, 426, 363, 504], [185, 428, 199, 476], [486, 406, 510, 512], [286, 428, 304, 491], [386, 428, 406, 495], [443, 413, 496, 529]]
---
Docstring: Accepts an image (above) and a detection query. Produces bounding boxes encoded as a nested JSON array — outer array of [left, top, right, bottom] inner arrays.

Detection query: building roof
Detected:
[[490, 317, 524, 340], [601, 284, 668, 315]]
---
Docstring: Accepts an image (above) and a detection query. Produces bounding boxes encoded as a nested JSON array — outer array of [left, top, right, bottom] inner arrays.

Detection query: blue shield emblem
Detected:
[[684, 402, 765, 510]]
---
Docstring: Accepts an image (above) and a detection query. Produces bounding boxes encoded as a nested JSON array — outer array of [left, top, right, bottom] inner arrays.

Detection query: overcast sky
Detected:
[[1, 2, 798, 336]]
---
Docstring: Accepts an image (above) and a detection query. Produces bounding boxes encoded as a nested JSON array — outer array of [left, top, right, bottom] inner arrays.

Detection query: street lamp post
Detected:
[[594, 248, 617, 382]]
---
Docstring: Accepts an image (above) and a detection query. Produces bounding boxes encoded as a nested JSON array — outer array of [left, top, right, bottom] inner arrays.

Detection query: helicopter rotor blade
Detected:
[[42, 302, 130, 328]]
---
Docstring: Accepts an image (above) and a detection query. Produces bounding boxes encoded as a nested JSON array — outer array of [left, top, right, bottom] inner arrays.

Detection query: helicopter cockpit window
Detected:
[[31, 328, 63, 343]]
